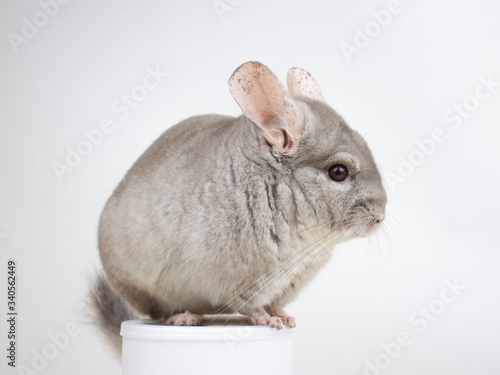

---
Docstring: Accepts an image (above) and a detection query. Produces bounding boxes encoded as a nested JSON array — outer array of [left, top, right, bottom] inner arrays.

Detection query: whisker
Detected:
[[229, 218, 337, 264], [278, 231, 351, 286], [230, 231, 344, 318], [213, 227, 336, 318], [176, 218, 338, 278], [362, 116, 388, 139]]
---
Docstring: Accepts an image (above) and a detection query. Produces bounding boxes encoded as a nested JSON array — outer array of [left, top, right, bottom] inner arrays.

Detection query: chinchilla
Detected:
[[90, 61, 387, 354]]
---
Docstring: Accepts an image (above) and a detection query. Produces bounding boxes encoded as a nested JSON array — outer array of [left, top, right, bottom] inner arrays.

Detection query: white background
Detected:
[[1, 0, 499, 374]]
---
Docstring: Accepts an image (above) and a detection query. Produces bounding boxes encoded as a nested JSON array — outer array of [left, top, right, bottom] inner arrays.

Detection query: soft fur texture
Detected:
[[90, 273, 138, 355], [92, 62, 387, 353]]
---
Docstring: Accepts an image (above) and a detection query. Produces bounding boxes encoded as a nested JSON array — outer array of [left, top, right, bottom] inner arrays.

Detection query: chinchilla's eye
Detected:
[[328, 164, 349, 181]]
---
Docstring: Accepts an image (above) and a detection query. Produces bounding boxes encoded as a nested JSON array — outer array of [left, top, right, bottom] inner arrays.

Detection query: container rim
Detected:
[[120, 319, 293, 341]]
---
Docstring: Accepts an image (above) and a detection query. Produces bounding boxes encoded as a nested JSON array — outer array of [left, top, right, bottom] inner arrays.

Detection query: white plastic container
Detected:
[[120, 316, 293, 375]]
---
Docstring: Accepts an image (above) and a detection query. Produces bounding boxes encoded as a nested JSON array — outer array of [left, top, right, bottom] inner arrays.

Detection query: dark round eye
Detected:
[[328, 164, 349, 181]]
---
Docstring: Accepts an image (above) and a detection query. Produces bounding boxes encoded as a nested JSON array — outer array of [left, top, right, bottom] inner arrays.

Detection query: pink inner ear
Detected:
[[228, 62, 285, 128], [254, 92, 284, 127], [228, 61, 304, 153], [266, 128, 286, 149], [287, 68, 324, 102]]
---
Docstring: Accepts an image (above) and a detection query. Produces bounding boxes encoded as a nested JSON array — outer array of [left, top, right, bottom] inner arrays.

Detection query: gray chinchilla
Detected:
[[91, 61, 387, 354]]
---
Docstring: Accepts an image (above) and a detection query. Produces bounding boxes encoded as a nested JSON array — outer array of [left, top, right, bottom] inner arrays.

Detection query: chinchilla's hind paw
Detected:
[[166, 311, 202, 326]]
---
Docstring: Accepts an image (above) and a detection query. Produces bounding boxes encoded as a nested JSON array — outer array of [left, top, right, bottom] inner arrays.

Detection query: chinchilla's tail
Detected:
[[90, 273, 138, 356]]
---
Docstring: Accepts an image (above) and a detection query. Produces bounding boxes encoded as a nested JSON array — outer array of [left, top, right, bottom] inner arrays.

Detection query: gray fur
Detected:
[[90, 273, 137, 355], [92, 62, 387, 349]]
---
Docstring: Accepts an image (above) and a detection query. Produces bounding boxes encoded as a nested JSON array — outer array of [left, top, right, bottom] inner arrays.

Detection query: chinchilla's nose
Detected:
[[369, 199, 386, 226], [373, 188, 387, 221], [366, 208, 385, 234], [374, 212, 385, 224]]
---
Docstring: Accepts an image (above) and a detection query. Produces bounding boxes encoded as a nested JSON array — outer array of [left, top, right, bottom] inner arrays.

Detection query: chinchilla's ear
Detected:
[[228, 61, 304, 154], [287, 67, 324, 102]]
